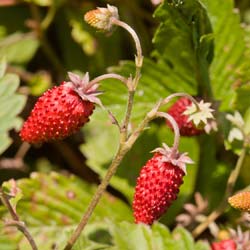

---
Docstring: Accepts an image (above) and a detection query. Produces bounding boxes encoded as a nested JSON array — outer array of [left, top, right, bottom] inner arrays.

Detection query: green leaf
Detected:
[[172, 227, 195, 250], [153, 0, 213, 96], [0, 33, 39, 64], [0, 72, 26, 154], [234, 84, 250, 114], [200, 0, 250, 110], [2, 179, 23, 214], [109, 222, 209, 250], [0, 172, 132, 249], [0, 57, 6, 78], [243, 107, 250, 135]]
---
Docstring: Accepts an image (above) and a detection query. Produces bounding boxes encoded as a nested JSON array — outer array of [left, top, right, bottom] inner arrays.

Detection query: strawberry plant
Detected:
[[0, 0, 250, 250]]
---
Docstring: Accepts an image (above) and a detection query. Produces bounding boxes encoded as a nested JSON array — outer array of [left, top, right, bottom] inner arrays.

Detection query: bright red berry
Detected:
[[20, 72, 101, 144], [211, 239, 237, 250], [132, 144, 193, 225], [167, 97, 204, 136]]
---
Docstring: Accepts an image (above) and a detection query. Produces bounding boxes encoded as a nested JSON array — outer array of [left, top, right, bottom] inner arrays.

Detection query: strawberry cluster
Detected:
[[132, 96, 214, 224]]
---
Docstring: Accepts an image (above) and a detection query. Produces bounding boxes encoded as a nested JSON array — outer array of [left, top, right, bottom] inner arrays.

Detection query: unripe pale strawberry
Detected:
[[228, 191, 250, 212], [211, 239, 237, 250], [20, 72, 101, 144], [167, 97, 204, 136], [132, 144, 193, 225]]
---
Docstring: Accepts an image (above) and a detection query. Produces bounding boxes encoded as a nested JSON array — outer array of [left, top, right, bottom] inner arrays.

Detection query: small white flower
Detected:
[[228, 128, 244, 143], [183, 100, 214, 127], [226, 111, 245, 129]]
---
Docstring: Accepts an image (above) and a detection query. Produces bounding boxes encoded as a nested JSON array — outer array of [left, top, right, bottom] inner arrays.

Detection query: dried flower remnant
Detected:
[[84, 5, 119, 32]]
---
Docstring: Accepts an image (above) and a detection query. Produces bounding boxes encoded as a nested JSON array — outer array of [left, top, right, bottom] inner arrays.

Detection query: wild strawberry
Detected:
[[132, 144, 193, 225], [167, 97, 204, 136], [228, 191, 250, 212], [211, 239, 237, 250], [20, 72, 101, 144]]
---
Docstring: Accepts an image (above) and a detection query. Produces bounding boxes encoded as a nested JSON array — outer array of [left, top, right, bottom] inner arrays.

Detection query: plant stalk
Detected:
[[0, 188, 38, 250], [63, 100, 162, 250], [89, 73, 128, 87], [64, 12, 146, 250], [63, 145, 128, 250], [192, 147, 247, 238]]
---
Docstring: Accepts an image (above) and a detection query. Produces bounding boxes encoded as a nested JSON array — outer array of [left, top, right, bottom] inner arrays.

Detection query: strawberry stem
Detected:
[[110, 19, 144, 140], [161, 92, 200, 111], [63, 145, 129, 250], [111, 18, 143, 71], [63, 101, 161, 250], [156, 112, 180, 155], [89, 73, 128, 87], [0, 188, 38, 250]]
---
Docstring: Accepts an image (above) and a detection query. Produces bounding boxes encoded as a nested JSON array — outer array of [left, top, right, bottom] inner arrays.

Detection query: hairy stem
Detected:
[[120, 90, 135, 142], [63, 145, 128, 250], [156, 112, 180, 154], [111, 19, 143, 68], [63, 101, 161, 250], [162, 92, 200, 109], [192, 147, 247, 238], [0, 188, 38, 250], [89, 73, 128, 87], [64, 13, 146, 250]]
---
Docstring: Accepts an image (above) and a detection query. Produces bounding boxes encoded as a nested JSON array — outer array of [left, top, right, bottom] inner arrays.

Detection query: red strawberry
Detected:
[[20, 72, 101, 144], [132, 144, 193, 225], [211, 239, 237, 250], [167, 97, 204, 136]]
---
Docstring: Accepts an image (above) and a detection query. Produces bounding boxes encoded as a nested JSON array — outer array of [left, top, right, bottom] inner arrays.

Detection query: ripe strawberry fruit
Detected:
[[167, 97, 204, 136], [132, 144, 193, 225], [211, 239, 237, 250], [20, 72, 101, 144]]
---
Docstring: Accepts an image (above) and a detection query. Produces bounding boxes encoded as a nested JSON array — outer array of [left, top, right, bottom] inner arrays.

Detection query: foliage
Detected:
[[0, 173, 209, 250], [0, 60, 26, 154], [0, 0, 250, 249]]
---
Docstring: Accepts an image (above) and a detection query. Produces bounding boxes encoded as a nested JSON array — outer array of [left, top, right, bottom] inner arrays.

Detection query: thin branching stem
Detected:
[[89, 73, 128, 87], [192, 147, 247, 238], [63, 100, 162, 250], [161, 92, 200, 109], [156, 112, 180, 154], [111, 19, 143, 67], [64, 14, 145, 250], [0, 188, 38, 250]]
